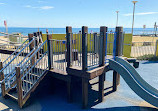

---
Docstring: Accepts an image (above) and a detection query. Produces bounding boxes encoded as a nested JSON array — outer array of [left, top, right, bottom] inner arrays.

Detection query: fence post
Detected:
[[0, 61, 6, 97], [113, 26, 123, 91], [155, 40, 158, 56], [47, 32, 52, 70], [16, 66, 23, 108], [66, 26, 72, 68], [98, 26, 108, 102], [82, 26, 88, 71]]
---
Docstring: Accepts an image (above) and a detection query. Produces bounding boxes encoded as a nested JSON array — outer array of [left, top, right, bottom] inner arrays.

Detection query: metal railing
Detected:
[[19, 40, 48, 98], [50, 39, 67, 71], [0, 38, 35, 91], [1, 39, 30, 65], [105, 32, 117, 62], [87, 33, 100, 69], [131, 42, 156, 57], [71, 32, 82, 67]]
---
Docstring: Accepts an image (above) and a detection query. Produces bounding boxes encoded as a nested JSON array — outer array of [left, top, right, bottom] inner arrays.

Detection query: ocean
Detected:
[[0, 27, 156, 36]]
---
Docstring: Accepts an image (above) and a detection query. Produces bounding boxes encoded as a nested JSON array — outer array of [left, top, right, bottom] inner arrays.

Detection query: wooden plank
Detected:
[[67, 64, 110, 80], [6, 93, 18, 101], [0, 49, 28, 56], [49, 69, 71, 82]]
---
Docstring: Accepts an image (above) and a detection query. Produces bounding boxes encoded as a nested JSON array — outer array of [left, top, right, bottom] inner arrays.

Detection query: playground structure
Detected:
[[0, 26, 158, 109]]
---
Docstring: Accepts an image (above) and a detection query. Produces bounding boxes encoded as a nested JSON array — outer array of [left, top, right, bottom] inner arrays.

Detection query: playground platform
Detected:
[[0, 26, 158, 110]]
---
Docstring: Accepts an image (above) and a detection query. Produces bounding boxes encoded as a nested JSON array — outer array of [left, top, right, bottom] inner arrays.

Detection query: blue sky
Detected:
[[0, 0, 158, 28]]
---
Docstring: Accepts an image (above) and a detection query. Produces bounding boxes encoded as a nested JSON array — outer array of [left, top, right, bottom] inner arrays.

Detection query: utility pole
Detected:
[[132, 1, 138, 35]]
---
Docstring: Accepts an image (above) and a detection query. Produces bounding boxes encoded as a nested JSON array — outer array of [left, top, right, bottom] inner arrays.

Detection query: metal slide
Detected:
[[109, 57, 158, 107]]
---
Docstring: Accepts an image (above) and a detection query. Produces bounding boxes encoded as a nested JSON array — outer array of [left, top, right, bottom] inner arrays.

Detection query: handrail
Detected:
[[2, 48, 36, 83], [21, 51, 47, 80], [0, 39, 34, 72], [2, 38, 29, 64], [20, 40, 47, 69]]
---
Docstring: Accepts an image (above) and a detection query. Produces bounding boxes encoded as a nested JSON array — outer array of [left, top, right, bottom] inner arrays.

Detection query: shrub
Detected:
[[137, 54, 158, 61]]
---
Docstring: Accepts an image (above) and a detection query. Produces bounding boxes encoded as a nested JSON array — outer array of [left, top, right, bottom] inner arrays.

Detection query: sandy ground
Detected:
[[0, 36, 9, 44], [132, 36, 158, 42], [0, 61, 158, 111]]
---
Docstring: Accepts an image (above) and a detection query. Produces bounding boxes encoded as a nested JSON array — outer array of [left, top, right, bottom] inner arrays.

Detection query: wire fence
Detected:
[[131, 42, 156, 57]]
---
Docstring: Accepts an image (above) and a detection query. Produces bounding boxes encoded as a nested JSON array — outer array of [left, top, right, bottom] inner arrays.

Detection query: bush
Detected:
[[137, 54, 158, 61]]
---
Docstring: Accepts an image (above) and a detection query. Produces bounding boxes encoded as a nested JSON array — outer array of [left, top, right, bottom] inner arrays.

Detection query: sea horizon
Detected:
[[0, 27, 156, 36]]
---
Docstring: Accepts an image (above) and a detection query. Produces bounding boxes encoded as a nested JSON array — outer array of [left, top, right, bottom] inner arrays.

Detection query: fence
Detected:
[[49, 39, 67, 71], [130, 42, 156, 57]]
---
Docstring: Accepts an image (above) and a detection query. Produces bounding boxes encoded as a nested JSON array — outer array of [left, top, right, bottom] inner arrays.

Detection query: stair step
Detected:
[[23, 73, 40, 81], [22, 80, 33, 85], [6, 93, 18, 102]]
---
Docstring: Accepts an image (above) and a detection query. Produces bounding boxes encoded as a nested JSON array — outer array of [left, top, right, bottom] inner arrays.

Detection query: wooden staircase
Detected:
[[0, 36, 49, 108]]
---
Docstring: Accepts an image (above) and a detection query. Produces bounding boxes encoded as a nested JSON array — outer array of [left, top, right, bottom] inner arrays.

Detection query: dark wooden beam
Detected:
[[113, 26, 123, 91]]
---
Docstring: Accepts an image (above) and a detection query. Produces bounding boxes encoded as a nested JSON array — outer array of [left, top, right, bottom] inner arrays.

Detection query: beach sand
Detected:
[[132, 36, 158, 42], [0, 36, 9, 44]]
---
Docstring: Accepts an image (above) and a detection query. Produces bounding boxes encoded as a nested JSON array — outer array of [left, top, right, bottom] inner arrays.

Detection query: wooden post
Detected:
[[34, 32, 40, 59], [28, 34, 34, 51], [82, 78, 89, 109], [66, 26, 72, 68], [98, 26, 108, 102], [16, 66, 23, 108], [0, 61, 6, 97], [81, 26, 89, 109], [67, 80, 72, 103], [66, 26, 73, 103], [113, 26, 123, 91], [28, 34, 35, 66], [47, 33, 52, 69], [82, 26, 88, 71], [40, 31, 43, 43]]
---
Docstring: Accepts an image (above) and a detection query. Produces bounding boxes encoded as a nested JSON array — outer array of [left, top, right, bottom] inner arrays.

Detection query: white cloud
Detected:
[[0, 3, 5, 5], [124, 12, 158, 16], [24, 5, 54, 10], [40, 6, 54, 10], [38, 1, 46, 3]]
